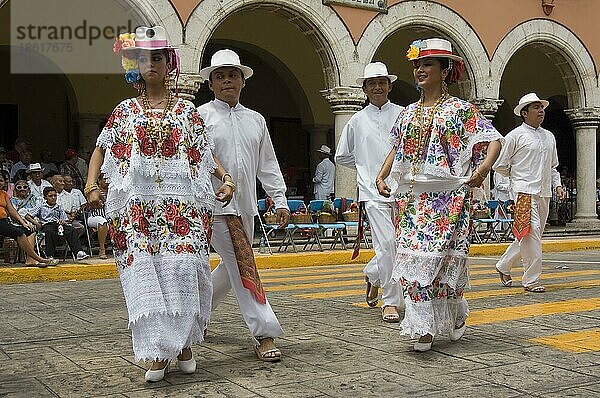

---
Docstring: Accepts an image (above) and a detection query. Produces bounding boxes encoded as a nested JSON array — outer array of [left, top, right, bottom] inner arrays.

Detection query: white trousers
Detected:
[[211, 214, 283, 342], [496, 195, 550, 288], [362, 201, 402, 307]]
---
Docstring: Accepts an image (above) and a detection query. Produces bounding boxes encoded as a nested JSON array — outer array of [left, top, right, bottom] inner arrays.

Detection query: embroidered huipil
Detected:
[[391, 97, 502, 337], [493, 123, 561, 198], [198, 99, 288, 215], [335, 101, 404, 202], [97, 98, 216, 361]]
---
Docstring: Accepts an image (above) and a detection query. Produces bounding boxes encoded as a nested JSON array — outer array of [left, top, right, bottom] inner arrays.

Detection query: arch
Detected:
[[184, 0, 354, 89], [111, 0, 183, 45], [358, 0, 490, 100], [491, 19, 598, 108]]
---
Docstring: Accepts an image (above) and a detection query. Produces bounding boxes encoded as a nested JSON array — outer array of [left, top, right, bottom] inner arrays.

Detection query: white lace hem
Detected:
[[131, 312, 209, 362], [392, 250, 469, 289], [400, 297, 469, 338]]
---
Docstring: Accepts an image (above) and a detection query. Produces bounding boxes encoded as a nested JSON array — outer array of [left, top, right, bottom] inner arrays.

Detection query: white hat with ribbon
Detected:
[[356, 62, 397, 85], [316, 145, 332, 155], [199, 49, 254, 82], [513, 93, 549, 116]]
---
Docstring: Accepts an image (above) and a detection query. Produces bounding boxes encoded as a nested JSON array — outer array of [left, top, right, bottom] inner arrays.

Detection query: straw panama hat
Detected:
[[199, 49, 254, 81], [513, 93, 550, 116], [316, 145, 332, 155], [356, 62, 397, 85]]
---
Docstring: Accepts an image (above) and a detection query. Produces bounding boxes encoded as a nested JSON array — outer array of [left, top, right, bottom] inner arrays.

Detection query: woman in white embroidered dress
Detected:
[[376, 38, 502, 351], [85, 27, 235, 382]]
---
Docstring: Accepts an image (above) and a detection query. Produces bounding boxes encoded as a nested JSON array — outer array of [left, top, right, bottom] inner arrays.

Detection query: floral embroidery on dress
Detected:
[[109, 197, 213, 271]]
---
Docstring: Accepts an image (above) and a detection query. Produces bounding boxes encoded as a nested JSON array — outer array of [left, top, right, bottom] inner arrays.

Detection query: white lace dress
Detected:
[[97, 98, 216, 361]]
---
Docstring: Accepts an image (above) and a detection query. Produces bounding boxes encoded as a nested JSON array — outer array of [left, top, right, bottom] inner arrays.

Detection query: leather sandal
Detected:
[[381, 305, 399, 323], [254, 337, 281, 362], [365, 276, 379, 308], [524, 285, 545, 293], [496, 267, 513, 287]]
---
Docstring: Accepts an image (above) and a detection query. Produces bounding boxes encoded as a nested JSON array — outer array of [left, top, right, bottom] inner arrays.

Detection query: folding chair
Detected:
[[280, 200, 322, 252], [257, 199, 275, 255], [308, 200, 347, 250], [471, 200, 500, 243], [497, 200, 515, 241], [333, 198, 371, 249]]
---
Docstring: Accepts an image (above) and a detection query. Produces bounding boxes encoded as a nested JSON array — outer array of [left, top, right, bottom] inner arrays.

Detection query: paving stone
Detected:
[[124, 381, 259, 398], [0, 377, 57, 397]]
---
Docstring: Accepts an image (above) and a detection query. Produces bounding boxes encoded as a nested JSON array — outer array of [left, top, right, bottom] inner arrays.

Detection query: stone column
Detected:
[[471, 98, 504, 197], [566, 107, 600, 224], [78, 113, 107, 155], [176, 73, 203, 102], [320, 87, 365, 199]]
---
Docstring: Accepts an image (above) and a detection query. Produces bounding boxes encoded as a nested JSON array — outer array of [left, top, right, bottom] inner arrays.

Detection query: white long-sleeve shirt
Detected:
[[313, 158, 335, 196], [198, 99, 288, 216], [335, 101, 404, 202], [493, 123, 561, 198]]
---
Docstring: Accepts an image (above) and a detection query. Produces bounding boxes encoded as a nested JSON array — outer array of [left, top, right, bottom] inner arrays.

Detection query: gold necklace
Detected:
[[407, 93, 448, 201], [140, 86, 175, 186]]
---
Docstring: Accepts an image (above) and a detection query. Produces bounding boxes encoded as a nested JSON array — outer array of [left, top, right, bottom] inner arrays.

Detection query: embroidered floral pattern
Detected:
[[109, 197, 213, 270], [392, 97, 496, 177], [400, 275, 465, 302]]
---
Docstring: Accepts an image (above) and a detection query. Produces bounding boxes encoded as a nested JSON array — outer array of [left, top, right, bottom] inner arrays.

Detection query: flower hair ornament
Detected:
[[112, 26, 180, 90]]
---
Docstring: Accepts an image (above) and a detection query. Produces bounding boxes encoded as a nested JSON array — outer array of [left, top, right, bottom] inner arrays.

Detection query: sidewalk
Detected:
[[2, 236, 600, 285]]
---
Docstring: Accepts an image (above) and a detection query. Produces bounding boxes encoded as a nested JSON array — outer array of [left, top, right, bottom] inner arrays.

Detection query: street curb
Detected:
[[2, 238, 600, 284]]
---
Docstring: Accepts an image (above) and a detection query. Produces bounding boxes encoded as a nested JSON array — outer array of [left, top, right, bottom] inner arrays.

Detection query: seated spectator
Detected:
[[0, 173, 56, 267], [86, 174, 109, 259], [26, 187, 89, 261], [1, 170, 14, 198], [40, 150, 59, 179], [10, 150, 31, 180], [11, 180, 39, 218], [50, 175, 85, 236], [27, 163, 52, 200], [76, 151, 89, 185], [5, 137, 29, 163], [0, 146, 13, 174], [63, 174, 86, 210], [59, 149, 84, 191]]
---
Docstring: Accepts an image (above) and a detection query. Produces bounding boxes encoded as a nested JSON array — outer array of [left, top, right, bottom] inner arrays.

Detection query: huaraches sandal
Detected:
[[365, 276, 379, 308], [381, 305, 400, 323], [254, 337, 281, 362], [496, 267, 513, 287], [524, 285, 545, 293]]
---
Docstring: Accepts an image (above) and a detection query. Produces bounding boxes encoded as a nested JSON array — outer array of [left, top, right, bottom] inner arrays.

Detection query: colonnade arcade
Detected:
[[1, 0, 598, 223]]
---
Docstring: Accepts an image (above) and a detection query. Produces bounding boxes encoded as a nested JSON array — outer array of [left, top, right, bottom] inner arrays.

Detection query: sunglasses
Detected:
[[15, 185, 29, 190]]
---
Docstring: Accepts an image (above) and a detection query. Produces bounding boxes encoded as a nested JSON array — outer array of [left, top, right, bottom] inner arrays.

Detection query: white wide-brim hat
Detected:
[[356, 62, 397, 85], [316, 145, 332, 155], [26, 163, 44, 174], [199, 49, 254, 81], [513, 93, 549, 116], [406, 38, 463, 62], [121, 26, 176, 54]]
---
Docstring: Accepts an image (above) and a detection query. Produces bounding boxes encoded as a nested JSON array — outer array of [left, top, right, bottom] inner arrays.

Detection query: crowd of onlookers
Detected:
[[0, 138, 110, 265]]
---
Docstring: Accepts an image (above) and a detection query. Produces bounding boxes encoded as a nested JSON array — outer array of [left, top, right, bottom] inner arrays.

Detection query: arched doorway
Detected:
[[197, 4, 337, 201]]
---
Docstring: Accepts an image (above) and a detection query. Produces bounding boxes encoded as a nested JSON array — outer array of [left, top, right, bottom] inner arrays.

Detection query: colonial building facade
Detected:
[[1, 0, 599, 224]]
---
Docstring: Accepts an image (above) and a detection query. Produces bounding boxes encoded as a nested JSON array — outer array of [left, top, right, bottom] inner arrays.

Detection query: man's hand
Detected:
[[276, 208, 290, 228], [556, 186, 566, 201], [376, 178, 391, 198]]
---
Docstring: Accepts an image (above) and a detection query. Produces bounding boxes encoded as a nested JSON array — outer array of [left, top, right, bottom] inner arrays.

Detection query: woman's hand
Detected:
[[215, 184, 234, 207], [376, 178, 391, 198], [465, 168, 487, 188], [86, 190, 104, 209]]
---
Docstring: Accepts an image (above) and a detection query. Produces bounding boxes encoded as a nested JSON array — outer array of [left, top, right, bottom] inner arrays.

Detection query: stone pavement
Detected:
[[1, 250, 599, 397]]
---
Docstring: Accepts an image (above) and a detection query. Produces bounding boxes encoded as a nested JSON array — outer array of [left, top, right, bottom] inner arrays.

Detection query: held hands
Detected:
[[376, 178, 391, 198], [276, 208, 290, 228], [215, 183, 234, 207]]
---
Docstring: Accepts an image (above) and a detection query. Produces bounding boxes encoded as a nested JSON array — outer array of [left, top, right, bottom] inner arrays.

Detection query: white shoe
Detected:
[[76, 251, 89, 260], [178, 357, 196, 374], [145, 360, 170, 382], [450, 323, 466, 341], [413, 335, 433, 352]]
